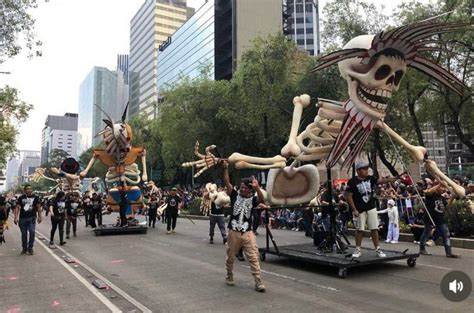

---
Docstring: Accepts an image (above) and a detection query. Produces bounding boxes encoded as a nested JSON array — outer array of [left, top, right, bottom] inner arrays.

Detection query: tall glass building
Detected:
[[284, 0, 320, 56], [78, 67, 128, 152], [128, 0, 195, 118], [156, 0, 283, 104]]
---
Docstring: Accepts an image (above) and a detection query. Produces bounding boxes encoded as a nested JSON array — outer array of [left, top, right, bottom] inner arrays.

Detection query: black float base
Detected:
[[259, 243, 418, 278], [94, 224, 148, 236]]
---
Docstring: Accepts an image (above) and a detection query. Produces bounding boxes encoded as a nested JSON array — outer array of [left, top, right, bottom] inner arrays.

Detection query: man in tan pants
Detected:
[[222, 161, 266, 292]]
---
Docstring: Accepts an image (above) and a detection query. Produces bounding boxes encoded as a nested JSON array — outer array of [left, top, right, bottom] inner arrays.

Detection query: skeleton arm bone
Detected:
[[141, 150, 148, 182], [377, 121, 465, 198], [80, 156, 98, 178], [281, 94, 311, 158]]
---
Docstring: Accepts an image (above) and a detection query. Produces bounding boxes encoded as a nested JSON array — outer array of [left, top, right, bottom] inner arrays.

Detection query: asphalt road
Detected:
[[1, 213, 472, 313]]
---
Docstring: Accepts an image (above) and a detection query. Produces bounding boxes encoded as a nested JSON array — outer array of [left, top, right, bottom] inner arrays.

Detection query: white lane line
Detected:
[[36, 235, 122, 313], [141, 238, 170, 247], [393, 260, 453, 271], [37, 231, 153, 313], [242, 265, 340, 292]]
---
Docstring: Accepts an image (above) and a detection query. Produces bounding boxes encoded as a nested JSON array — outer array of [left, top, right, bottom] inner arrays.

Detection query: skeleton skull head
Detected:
[[338, 35, 407, 120]]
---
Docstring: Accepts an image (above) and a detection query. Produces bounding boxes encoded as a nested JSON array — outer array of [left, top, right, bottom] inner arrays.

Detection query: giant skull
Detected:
[[338, 35, 407, 121]]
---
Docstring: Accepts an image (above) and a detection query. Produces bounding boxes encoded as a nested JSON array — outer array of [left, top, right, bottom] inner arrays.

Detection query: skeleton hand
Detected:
[[181, 141, 221, 178]]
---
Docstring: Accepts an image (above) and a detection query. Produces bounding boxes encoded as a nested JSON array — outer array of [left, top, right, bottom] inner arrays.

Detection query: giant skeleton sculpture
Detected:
[[183, 18, 470, 204], [80, 105, 148, 226], [31, 157, 89, 195]]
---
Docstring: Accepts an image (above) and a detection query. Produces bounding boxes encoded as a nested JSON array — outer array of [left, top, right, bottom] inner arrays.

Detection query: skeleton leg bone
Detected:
[[281, 94, 311, 158]]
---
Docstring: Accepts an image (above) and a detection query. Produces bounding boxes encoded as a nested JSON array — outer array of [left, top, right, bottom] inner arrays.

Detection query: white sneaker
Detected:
[[385, 240, 391, 243], [390, 241, 398, 244], [376, 249, 387, 258], [352, 248, 362, 258]]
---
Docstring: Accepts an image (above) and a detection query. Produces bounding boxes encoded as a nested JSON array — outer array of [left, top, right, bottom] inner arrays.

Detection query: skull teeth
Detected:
[[357, 84, 391, 111]]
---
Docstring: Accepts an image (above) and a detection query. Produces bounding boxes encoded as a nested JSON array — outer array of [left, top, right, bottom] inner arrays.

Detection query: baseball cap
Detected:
[[387, 199, 395, 206], [355, 161, 370, 170], [171, 187, 177, 191]]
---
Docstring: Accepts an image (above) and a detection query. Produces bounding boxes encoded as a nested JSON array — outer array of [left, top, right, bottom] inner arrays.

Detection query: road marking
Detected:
[[36, 235, 122, 313], [393, 260, 453, 271], [242, 265, 340, 292], [141, 238, 170, 247], [37, 230, 153, 313]]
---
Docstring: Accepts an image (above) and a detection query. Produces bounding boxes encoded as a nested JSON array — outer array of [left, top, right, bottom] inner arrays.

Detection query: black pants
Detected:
[[50, 216, 65, 243], [90, 210, 102, 228], [252, 209, 262, 233], [84, 208, 91, 226], [166, 210, 178, 231], [149, 210, 157, 227], [66, 216, 77, 237]]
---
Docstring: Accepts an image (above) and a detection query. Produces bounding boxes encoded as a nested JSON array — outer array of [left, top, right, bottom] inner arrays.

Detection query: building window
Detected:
[[306, 28, 314, 34], [307, 38, 314, 44], [296, 4, 303, 13], [296, 17, 304, 23], [297, 28, 304, 34], [305, 3, 313, 12], [297, 39, 305, 45], [308, 49, 314, 55]]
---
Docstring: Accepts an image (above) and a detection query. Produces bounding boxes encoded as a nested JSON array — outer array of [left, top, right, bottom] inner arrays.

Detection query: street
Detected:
[[1, 214, 473, 313]]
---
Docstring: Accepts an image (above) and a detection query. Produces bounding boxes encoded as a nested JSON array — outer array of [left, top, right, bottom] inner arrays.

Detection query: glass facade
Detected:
[[78, 67, 120, 151], [284, 0, 320, 56], [157, 0, 215, 96]]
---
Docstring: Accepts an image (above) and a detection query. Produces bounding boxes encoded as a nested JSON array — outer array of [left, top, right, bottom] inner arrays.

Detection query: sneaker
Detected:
[[49, 241, 54, 246], [66, 236, 70, 239], [426, 240, 435, 247], [209, 238, 214, 244], [237, 254, 245, 261], [419, 249, 431, 255], [225, 272, 235, 286], [223, 238, 227, 245], [390, 241, 398, 244], [352, 248, 362, 258], [254, 278, 266, 292], [385, 240, 391, 243], [20, 250, 27, 255], [376, 249, 386, 258], [172, 230, 175, 233], [27, 249, 34, 255], [166, 231, 171, 235], [446, 254, 461, 259], [73, 233, 77, 237], [60, 242, 66, 246]]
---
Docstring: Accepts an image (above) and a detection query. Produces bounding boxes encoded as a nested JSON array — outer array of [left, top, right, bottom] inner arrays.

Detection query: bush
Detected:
[[185, 199, 202, 216], [445, 200, 474, 237]]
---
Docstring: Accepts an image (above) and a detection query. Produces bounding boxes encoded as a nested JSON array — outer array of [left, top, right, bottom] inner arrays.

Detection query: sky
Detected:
[[0, 0, 404, 152]]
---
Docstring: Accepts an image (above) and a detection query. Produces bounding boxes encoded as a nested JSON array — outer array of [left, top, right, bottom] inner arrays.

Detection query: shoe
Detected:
[[27, 249, 34, 255], [446, 254, 461, 259], [60, 242, 66, 246], [73, 233, 77, 237], [254, 277, 266, 292], [172, 230, 175, 233], [352, 248, 361, 258], [66, 236, 70, 239], [385, 240, 391, 243], [223, 238, 227, 245], [166, 231, 171, 234], [390, 241, 398, 244], [49, 241, 54, 246], [225, 272, 235, 286], [237, 254, 245, 261], [20, 250, 27, 255], [419, 249, 431, 255], [426, 240, 435, 247], [209, 238, 214, 244], [376, 249, 386, 258]]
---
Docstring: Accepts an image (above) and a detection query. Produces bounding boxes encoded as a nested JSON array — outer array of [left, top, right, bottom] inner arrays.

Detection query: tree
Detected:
[[78, 146, 107, 180], [0, 86, 33, 168], [0, 0, 45, 63]]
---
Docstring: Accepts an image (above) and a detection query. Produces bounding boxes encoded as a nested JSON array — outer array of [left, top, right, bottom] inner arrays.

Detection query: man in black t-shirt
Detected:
[[165, 188, 182, 234], [347, 162, 397, 258], [222, 160, 266, 292], [14, 184, 41, 255], [419, 182, 460, 258]]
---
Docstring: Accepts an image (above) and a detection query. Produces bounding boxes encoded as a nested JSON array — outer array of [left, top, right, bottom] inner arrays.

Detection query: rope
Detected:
[[381, 123, 437, 227]]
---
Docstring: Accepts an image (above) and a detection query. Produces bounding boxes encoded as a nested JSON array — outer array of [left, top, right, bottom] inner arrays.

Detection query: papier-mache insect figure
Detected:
[[183, 16, 471, 205], [80, 104, 148, 227]]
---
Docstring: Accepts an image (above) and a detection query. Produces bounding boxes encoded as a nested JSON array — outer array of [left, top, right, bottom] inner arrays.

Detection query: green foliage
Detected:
[[184, 199, 202, 216], [78, 146, 107, 179], [0, 0, 46, 62], [446, 200, 474, 237], [0, 86, 33, 168]]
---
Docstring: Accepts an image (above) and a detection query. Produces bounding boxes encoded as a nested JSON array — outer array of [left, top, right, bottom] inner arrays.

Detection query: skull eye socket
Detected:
[[374, 65, 392, 80], [393, 70, 404, 86]]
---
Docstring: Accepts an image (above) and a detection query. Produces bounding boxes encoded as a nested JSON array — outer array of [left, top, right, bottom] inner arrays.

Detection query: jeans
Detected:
[[19, 216, 36, 251], [90, 210, 102, 228], [209, 215, 226, 239], [66, 216, 77, 237], [420, 223, 452, 255]]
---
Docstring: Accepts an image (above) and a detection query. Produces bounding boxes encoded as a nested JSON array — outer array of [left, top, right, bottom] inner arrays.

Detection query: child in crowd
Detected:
[[377, 199, 399, 243]]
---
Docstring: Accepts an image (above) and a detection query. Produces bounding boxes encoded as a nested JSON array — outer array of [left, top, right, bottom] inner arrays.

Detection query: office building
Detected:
[[129, 0, 195, 118], [4, 156, 20, 191], [117, 54, 129, 84], [156, 0, 283, 103], [283, 0, 320, 56], [78, 66, 129, 152], [17, 150, 40, 185], [40, 113, 79, 163]]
